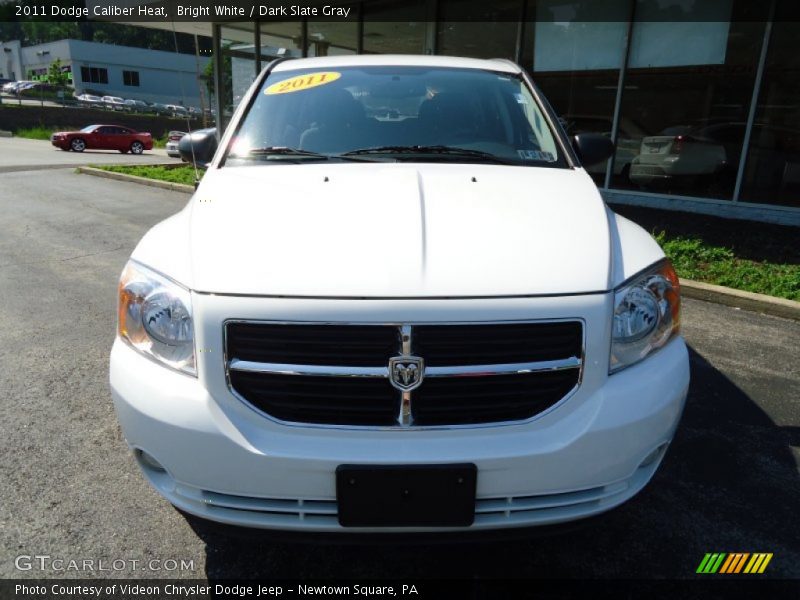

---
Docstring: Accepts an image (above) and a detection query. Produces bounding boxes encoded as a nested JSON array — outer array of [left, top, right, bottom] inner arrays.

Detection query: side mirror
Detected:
[[571, 133, 615, 167], [178, 128, 218, 168]]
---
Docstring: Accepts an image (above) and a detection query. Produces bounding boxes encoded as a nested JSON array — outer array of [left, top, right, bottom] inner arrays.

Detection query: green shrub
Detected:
[[96, 164, 201, 187], [654, 230, 799, 301], [15, 126, 61, 140]]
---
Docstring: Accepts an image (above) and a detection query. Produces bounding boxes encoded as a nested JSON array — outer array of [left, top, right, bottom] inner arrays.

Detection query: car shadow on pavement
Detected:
[[184, 346, 799, 580]]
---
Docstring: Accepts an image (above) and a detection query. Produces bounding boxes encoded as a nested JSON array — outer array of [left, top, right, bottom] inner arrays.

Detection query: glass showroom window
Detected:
[[258, 21, 304, 60], [307, 20, 358, 57], [362, 0, 427, 54], [613, 0, 768, 200], [224, 25, 261, 115], [217, 23, 303, 131], [437, 0, 522, 61], [739, 15, 800, 207], [521, 0, 630, 186]]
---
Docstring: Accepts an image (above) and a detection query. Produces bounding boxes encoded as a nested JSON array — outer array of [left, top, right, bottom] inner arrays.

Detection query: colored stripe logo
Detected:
[[697, 553, 772, 574]]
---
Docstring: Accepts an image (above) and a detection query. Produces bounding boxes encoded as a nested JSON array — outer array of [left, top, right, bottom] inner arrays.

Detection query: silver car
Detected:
[[102, 96, 126, 111], [75, 94, 105, 109], [165, 130, 187, 158]]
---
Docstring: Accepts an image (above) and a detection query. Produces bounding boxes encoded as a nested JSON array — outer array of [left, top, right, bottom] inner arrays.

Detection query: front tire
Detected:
[[130, 141, 144, 155], [70, 138, 86, 152]]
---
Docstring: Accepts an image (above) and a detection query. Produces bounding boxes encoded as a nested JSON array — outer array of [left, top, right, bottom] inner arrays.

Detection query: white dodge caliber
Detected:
[[110, 55, 689, 534]]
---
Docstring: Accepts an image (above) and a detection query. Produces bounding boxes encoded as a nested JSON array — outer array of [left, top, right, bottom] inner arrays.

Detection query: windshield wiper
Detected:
[[235, 147, 379, 162], [339, 145, 514, 164]]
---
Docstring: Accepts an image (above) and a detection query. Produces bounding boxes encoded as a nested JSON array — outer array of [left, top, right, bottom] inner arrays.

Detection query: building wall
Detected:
[[0, 38, 210, 107], [0, 40, 23, 81]]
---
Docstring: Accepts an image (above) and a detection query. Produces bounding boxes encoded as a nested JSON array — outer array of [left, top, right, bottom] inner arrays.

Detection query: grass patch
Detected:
[[613, 205, 800, 301], [654, 232, 800, 301], [96, 164, 201, 187], [15, 125, 61, 140], [152, 133, 168, 149]]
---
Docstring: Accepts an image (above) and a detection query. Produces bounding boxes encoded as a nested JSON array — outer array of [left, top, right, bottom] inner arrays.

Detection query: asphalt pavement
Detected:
[[0, 136, 178, 174], [0, 94, 64, 108], [0, 161, 798, 581]]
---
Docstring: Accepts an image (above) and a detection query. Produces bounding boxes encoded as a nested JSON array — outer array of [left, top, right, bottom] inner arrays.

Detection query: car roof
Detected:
[[271, 54, 521, 74]]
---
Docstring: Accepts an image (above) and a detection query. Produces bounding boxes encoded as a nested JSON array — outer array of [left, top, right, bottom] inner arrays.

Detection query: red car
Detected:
[[51, 124, 153, 154]]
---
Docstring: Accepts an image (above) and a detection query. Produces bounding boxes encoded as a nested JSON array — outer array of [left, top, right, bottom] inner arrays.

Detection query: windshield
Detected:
[[227, 66, 564, 167], [80, 125, 96, 133]]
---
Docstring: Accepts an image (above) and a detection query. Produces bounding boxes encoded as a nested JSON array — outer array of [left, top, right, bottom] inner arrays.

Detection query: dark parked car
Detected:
[[51, 124, 153, 154], [123, 99, 149, 113], [149, 102, 172, 116]]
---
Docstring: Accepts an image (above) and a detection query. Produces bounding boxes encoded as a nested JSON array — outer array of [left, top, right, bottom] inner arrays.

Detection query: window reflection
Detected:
[[363, 1, 427, 54], [522, 0, 630, 185], [614, 0, 767, 199], [226, 23, 303, 123], [307, 21, 358, 57], [437, 0, 521, 61], [740, 16, 800, 207]]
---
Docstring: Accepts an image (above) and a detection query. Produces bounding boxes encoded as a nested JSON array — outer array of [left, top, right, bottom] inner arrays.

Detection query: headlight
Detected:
[[117, 260, 196, 375], [610, 260, 680, 373]]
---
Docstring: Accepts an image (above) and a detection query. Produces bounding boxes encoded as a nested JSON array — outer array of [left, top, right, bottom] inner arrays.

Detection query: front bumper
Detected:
[[110, 294, 689, 533]]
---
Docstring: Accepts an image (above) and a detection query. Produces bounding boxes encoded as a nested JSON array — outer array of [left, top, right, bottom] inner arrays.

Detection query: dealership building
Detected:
[[0, 37, 210, 107], [108, 0, 799, 224]]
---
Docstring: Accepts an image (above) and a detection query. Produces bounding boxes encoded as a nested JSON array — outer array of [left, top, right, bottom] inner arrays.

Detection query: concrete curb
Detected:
[[681, 279, 800, 321], [75, 165, 800, 320], [76, 165, 194, 194]]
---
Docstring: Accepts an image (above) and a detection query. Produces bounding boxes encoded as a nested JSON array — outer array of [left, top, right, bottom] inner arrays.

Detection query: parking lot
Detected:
[[0, 136, 177, 174], [0, 155, 798, 581]]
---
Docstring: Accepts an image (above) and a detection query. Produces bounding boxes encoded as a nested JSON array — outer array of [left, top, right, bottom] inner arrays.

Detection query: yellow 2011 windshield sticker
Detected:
[[265, 72, 341, 95]]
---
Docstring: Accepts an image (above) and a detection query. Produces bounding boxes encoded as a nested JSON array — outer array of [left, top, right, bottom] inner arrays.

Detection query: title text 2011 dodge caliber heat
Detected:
[[110, 55, 689, 533]]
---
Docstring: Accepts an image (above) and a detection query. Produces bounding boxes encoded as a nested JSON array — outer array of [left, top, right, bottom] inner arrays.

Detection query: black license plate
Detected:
[[336, 464, 477, 527]]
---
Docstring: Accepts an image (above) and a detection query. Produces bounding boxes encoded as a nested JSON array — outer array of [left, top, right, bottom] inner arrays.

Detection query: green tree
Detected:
[[202, 53, 231, 98], [47, 58, 69, 86], [20, 21, 80, 44]]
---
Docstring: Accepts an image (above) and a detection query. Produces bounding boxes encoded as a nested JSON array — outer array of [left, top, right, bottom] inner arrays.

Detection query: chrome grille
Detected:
[[225, 321, 583, 428]]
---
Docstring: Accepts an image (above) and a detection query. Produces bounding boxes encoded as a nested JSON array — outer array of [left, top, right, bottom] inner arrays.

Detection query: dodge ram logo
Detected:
[[388, 356, 425, 391]]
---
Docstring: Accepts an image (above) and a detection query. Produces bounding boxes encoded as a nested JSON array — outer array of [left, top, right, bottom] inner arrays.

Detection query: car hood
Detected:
[[186, 163, 612, 297]]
